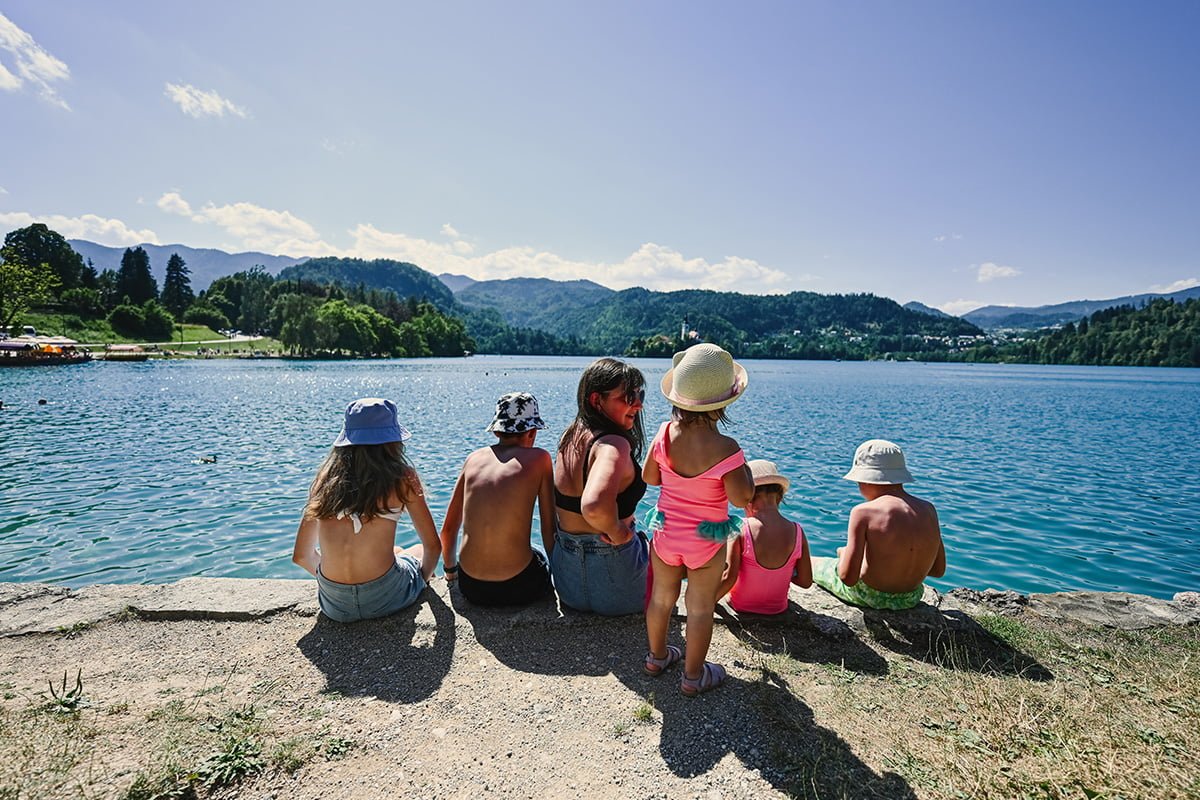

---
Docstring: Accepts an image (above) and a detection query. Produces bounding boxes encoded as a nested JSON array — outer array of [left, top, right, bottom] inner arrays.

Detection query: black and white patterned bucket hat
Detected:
[[486, 391, 547, 434]]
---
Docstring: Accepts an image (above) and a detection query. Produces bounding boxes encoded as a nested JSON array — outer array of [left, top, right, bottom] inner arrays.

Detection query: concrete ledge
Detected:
[[1, 578, 1195, 639], [133, 577, 318, 621]]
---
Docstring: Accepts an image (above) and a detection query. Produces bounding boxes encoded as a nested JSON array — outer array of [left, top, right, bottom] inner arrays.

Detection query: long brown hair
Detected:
[[305, 441, 418, 521], [558, 357, 646, 461]]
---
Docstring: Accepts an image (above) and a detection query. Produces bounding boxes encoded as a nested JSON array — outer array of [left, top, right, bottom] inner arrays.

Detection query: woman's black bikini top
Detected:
[[555, 434, 647, 520]]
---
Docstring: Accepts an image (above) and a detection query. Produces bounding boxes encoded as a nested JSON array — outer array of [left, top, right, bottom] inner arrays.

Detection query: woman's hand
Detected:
[[599, 521, 634, 547]]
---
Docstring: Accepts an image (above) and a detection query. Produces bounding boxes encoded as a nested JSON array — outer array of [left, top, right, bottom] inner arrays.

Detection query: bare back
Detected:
[[312, 486, 410, 585], [459, 444, 554, 580], [847, 490, 945, 593]]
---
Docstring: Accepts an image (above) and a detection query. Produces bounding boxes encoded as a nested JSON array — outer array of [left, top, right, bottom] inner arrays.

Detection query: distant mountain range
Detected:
[[962, 286, 1200, 329], [68, 240, 308, 291], [64, 239, 1199, 333]]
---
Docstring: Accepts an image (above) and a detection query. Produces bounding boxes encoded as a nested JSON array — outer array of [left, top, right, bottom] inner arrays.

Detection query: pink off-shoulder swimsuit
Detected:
[[649, 421, 747, 569]]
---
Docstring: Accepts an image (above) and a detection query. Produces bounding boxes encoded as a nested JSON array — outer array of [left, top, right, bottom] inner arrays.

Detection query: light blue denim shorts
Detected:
[[316, 555, 426, 623], [550, 530, 649, 616]]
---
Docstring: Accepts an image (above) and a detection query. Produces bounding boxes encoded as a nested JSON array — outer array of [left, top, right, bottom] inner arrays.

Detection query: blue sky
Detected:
[[2, 1, 1197, 313]]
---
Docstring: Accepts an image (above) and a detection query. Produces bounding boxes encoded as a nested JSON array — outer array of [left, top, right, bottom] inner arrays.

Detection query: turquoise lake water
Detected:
[[1, 356, 1197, 598]]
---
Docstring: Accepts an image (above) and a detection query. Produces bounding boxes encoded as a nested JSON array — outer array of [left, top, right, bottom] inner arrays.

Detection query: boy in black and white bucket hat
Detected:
[[440, 392, 557, 608]]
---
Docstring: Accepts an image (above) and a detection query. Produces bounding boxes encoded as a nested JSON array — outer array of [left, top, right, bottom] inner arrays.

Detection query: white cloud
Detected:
[[156, 191, 192, 216], [939, 299, 988, 316], [0, 12, 70, 109], [347, 226, 799, 292], [0, 185, 8, 195], [156, 192, 336, 255], [0, 211, 159, 246], [164, 82, 247, 119], [154, 192, 810, 291], [1150, 278, 1200, 294], [932, 233, 963, 243], [976, 262, 1020, 282]]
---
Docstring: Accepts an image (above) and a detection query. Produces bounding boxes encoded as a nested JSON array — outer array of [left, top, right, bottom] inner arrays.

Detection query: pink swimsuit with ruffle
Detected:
[[648, 421, 746, 569], [728, 521, 806, 615]]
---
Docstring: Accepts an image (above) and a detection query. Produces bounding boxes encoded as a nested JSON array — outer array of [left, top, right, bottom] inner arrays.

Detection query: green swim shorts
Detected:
[[810, 556, 924, 610]]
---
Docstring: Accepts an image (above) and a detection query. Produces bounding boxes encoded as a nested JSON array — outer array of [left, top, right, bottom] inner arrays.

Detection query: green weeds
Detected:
[[44, 669, 88, 713]]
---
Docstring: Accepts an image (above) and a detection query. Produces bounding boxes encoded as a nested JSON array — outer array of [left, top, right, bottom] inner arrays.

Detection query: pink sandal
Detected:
[[681, 662, 726, 697], [643, 645, 683, 677]]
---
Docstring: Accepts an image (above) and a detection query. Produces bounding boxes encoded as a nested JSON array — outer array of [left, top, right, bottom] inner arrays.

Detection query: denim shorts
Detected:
[[550, 530, 649, 616], [316, 555, 426, 623]]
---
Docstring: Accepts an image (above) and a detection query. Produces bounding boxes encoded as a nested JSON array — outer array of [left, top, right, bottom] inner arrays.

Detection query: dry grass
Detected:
[[0, 610, 1196, 799], [750, 616, 1200, 800]]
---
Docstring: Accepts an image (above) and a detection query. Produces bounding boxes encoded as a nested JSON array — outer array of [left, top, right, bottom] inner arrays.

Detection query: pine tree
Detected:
[[160, 253, 194, 318], [116, 246, 158, 305]]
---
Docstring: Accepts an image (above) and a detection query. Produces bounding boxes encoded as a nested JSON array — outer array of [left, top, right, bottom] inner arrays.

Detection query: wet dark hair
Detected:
[[753, 483, 785, 502], [305, 441, 419, 521], [671, 406, 731, 428], [558, 357, 646, 461]]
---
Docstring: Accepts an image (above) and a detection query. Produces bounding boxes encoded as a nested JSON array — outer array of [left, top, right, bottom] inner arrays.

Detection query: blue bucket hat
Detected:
[[333, 398, 411, 447]]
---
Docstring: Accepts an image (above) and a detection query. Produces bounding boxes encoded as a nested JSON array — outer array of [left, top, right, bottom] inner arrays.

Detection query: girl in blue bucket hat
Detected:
[[292, 398, 441, 622]]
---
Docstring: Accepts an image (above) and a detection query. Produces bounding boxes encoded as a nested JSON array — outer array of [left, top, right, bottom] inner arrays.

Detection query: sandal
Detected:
[[643, 645, 683, 677], [681, 662, 726, 697]]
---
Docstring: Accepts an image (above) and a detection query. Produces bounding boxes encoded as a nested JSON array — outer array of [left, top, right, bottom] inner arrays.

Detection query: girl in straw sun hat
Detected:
[[642, 343, 755, 696]]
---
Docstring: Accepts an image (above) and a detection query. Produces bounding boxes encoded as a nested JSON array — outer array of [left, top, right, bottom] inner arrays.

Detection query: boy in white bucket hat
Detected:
[[810, 439, 946, 610], [440, 392, 556, 607]]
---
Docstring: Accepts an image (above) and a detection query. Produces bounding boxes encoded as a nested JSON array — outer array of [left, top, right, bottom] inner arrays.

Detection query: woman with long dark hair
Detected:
[[551, 358, 650, 615]]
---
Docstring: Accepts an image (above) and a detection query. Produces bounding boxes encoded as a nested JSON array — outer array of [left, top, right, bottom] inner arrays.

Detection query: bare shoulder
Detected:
[[903, 491, 937, 514], [714, 431, 743, 458], [593, 433, 631, 457], [529, 446, 554, 471]]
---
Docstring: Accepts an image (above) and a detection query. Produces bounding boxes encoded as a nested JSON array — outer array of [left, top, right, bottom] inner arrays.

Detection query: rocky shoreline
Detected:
[[1, 579, 1197, 799]]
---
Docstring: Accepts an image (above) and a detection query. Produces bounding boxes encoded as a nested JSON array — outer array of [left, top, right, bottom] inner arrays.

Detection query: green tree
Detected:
[[160, 253, 194, 318], [107, 303, 146, 337], [2, 223, 85, 294], [315, 300, 376, 355], [271, 293, 321, 355], [0, 245, 59, 332], [116, 246, 158, 305], [182, 301, 231, 332], [140, 299, 175, 340]]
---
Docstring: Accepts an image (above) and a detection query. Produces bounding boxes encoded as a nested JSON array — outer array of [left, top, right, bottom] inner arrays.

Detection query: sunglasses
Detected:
[[622, 388, 646, 405]]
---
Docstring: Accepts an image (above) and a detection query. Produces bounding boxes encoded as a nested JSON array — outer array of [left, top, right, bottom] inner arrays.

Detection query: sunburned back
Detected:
[[459, 444, 548, 579], [315, 492, 405, 585], [859, 493, 943, 593]]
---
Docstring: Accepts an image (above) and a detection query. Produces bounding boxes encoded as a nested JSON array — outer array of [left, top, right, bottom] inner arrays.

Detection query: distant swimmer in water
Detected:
[[200, 455, 217, 464], [38, 399, 47, 405]]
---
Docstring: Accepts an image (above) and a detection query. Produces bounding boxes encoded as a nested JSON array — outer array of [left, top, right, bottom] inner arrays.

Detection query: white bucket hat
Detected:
[[660, 343, 748, 412], [748, 459, 790, 493], [842, 439, 914, 485]]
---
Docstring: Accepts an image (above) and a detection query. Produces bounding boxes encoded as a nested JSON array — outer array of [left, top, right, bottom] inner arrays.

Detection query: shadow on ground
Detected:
[[861, 609, 1053, 680], [448, 584, 636, 677], [613, 657, 916, 800], [297, 587, 456, 702], [718, 601, 891, 676]]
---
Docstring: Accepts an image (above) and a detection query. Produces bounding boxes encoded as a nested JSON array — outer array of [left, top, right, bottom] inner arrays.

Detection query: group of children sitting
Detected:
[[294, 343, 946, 697]]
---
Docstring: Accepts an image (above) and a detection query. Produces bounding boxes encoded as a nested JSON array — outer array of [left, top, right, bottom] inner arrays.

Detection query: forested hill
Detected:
[[455, 277, 616, 330], [1002, 298, 1200, 367], [963, 285, 1200, 330], [540, 287, 981, 354], [278, 257, 456, 311]]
